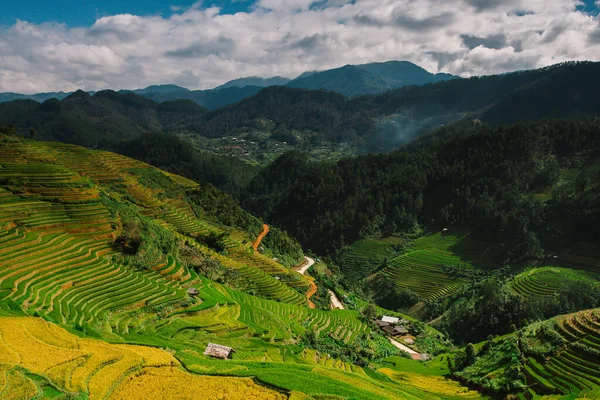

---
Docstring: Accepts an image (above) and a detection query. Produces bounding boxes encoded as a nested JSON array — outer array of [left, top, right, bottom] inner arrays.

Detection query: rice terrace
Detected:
[[1, 0, 600, 398]]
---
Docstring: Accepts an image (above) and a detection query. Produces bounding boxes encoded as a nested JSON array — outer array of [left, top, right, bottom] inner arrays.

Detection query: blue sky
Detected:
[[0, 0, 255, 26]]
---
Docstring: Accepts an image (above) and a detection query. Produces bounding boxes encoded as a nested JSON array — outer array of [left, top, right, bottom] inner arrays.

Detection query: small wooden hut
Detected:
[[204, 343, 234, 360], [187, 287, 200, 297]]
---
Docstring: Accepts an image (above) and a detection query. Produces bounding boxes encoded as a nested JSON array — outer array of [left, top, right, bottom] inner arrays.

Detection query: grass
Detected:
[[373, 231, 496, 301]]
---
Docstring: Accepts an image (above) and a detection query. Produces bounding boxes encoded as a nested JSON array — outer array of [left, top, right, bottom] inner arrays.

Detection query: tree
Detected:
[[193, 256, 224, 281], [114, 221, 143, 255], [465, 343, 477, 364], [361, 303, 378, 322], [28, 128, 36, 139]]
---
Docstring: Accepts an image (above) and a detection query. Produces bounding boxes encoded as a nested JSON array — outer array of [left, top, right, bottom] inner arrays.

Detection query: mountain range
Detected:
[[0, 60, 457, 109], [0, 61, 598, 152]]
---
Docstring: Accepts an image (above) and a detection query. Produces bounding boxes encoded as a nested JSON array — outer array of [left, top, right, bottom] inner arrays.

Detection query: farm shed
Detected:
[[381, 316, 400, 324], [187, 287, 200, 297], [204, 343, 235, 359]]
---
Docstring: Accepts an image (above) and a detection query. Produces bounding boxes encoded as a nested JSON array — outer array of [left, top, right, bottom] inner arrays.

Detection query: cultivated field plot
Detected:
[[0, 316, 286, 400], [377, 232, 493, 301], [339, 237, 405, 282], [511, 266, 599, 299], [522, 310, 600, 399]]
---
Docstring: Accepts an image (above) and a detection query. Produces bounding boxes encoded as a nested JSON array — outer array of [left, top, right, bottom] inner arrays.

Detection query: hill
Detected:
[[450, 307, 600, 398], [241, 118, 600, 257], [286, 61, 458, 97], [0, 134, 480, 399], [130, 84, 190, 95], [0, 91, 72, 103], [0, 90, 207, 147], [135, 85, 264, 110], [216, 76, 291, 90]]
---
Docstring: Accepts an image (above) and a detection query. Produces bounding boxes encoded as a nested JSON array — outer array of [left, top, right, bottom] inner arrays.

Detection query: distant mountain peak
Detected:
[[286, 60, 459, 97], [133, 84, 190, 94], [215, 76, 291, 90]]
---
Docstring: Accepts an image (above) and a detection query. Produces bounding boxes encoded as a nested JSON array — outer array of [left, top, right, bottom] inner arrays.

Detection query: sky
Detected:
[[0, 0, 599, 93]]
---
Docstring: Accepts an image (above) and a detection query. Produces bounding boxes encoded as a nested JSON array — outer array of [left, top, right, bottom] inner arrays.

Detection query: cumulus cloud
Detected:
[[0, 0, 599, 93]]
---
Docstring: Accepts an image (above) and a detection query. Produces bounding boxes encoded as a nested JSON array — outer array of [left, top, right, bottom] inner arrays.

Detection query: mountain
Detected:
[[286, 65, 391, 96], [0, 91, 72, 103], [285, 61, 459, 96], [135, 85, 263, 110], [0, 60, 455, 108], [197, 86, 375, 141], [130, 84, 190, 94], [0, 89, 207, 146], [356, 60, 457, 87], [215, 76, 291, 90]]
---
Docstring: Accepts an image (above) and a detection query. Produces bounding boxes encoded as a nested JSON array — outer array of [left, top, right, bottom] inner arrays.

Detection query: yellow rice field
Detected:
[[0, 316, 287, 400], [378, 368, 482, 398], [110, 367, 287, 400]]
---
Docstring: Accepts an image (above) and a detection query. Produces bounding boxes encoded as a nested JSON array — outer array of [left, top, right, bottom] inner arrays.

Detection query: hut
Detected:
[[187, 287, 200, 297], [381, 316, 400, 324], [204, 343, 235, 360]]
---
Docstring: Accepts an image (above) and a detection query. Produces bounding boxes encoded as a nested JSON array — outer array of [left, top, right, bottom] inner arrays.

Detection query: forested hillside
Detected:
[[0, 90, 207, 147], [241, 119, 600, 258]]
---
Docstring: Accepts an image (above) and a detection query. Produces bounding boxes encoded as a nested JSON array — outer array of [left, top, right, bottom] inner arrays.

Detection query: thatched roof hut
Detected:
[[204, 343, 234, 359], [187, 287, 200, 297]]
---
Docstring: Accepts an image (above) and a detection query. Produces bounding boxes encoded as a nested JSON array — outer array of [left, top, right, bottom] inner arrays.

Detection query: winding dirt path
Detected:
[[252, 224, 269, 251], [389, 338, 424, 360], [328, 290, 344, 310], [294, 257, 317, 309], [295, 256, 315, 275]]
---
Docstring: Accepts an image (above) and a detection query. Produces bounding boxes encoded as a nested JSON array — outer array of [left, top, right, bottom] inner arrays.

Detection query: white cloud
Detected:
[[0, 0, 599, 93]]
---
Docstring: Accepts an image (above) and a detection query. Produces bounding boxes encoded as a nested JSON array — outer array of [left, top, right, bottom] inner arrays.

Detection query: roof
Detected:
[[187, 287, 199, 295], [381, 316, 400, 323], [204, 343, 234, 359], [393, 326, 408, 334]]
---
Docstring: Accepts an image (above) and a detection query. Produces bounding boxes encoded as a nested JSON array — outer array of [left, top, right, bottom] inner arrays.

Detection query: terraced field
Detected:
[[339, 237, 404, 282], [521, 309, 600, 399], [512, 267, 599, 299], [0, 316, 287, 400], [375, 232, 491, 301], [0, 135, 481, 399]]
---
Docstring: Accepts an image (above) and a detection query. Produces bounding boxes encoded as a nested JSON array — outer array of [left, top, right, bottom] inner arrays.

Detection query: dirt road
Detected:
[[252, 224, 269, 251], [389, 338, 424, 360], [295, 256, 315, 275], [328, 290, 344, 310]]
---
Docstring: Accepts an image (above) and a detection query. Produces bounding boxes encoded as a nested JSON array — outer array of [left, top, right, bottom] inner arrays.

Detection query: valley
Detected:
[[0, 60, 599, 400], [0, 135, 480, 399]]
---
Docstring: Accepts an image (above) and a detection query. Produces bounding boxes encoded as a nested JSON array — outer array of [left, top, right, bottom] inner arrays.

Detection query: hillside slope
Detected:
[[0, 134, 477, 399], [0, 90, 207, 147], [451, 308, 600, 399]]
